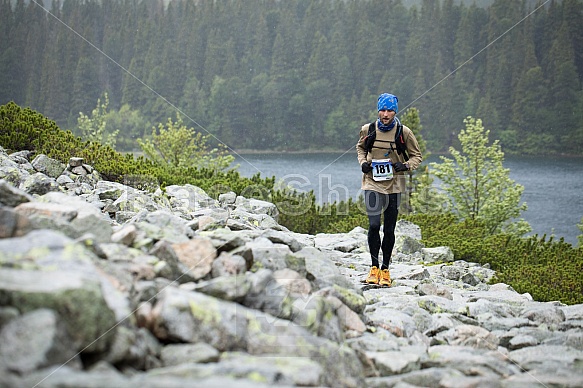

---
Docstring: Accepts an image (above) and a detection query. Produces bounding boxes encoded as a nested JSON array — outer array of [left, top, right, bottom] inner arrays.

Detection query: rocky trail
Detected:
[[0, 148, 582, 387]]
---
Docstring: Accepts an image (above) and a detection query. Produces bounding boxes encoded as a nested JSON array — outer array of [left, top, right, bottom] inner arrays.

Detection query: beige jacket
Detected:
[[356, 121, 423, 194]]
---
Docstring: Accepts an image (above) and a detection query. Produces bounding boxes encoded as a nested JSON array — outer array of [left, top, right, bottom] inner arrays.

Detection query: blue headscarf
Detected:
[[377, 116, 400, 132], [377, 93, 398, 113]]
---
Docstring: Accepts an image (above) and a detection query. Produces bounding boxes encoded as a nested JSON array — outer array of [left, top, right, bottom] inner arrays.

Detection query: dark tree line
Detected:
[[1, 0, 582, 154]]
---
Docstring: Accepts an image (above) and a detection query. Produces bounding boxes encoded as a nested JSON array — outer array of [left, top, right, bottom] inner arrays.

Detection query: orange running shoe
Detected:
[[379, 268, 391, 287], [365, 266, 380, 284]]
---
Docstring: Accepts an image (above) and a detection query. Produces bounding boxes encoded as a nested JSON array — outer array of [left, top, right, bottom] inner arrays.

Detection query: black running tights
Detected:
[[364, 191, 400, 270]]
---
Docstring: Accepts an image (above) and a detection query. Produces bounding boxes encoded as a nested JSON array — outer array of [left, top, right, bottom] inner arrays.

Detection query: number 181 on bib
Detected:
[[371, 159, 393, 181]]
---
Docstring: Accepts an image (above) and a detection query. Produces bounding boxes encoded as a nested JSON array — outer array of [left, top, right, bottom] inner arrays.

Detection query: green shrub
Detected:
[[273, 190, 368, 235], [403, 213, 583, 305], [0, 102, 275, 195]]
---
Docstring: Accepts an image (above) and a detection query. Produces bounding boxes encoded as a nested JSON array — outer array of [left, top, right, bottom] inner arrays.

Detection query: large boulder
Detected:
[[0, 269, 117, 353], [0, 309, 80, 374]]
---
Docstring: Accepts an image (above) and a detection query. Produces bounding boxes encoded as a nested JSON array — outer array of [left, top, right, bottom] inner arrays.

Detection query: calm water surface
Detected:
[[232, 152, 583, 246]]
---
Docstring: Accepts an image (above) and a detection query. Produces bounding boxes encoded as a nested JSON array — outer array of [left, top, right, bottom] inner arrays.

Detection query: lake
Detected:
[[231, 152, 583, 246]]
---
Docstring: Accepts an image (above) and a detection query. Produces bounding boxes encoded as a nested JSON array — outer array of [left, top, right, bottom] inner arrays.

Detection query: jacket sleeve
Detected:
[[356, 125, 369, 166], [403, 126, 423, 170]]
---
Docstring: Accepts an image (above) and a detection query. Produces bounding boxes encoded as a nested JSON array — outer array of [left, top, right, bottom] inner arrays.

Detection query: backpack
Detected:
[[363, 121, 409, 161]]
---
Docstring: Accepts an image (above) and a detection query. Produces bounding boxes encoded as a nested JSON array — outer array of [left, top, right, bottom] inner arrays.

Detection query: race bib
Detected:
[[371, 159, 393, 181]]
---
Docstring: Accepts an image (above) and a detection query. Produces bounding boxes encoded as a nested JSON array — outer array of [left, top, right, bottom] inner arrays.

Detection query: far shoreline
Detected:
[[231, 149, 355, 155], [230, 149, 583, 158]]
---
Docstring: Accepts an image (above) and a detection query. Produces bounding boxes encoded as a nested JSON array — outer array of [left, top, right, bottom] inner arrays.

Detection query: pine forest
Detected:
[[1, 0, 583, 155]]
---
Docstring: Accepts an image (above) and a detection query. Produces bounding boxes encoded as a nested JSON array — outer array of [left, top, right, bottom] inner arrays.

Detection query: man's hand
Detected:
[[361, 162, 372, 173], [392, 162, 409, 172]]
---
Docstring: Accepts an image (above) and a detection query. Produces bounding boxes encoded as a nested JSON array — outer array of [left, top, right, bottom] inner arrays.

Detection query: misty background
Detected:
[[1, 0, 582, 155]]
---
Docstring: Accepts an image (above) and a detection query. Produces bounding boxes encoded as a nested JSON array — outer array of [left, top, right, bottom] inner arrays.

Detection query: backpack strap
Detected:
[[363, 122, 376, 153], [364, 120, 409, 161], [395, 123, 410, 161]]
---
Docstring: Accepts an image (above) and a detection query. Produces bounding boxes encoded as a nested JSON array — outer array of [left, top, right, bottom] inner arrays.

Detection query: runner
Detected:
[[356, 93, 423, 286]]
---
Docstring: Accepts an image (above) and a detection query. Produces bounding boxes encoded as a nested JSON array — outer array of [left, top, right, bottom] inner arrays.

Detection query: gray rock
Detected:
[[31, 154, 66, 178], [14, 365, 131, 388], [460, 272, 480, 286], [218, 351, 323, 386], [230, 206, 280, 229], [94, 180, 132, 201], [165, 184, 219, 212], [441, 265, 462, 280], [135, 210, 192, 243], [520, 304, 566, 328], [508, 334, 539, 350], [366, 367, 466, 388], [424, 313, 464, 337], [0, 179, 34, 206], [424, 345, 522, 377], [273, 268, 312, 295], [148, 240, 195, 284], [396, 234, 425, 254], [0, 269, 117, 353], [150, 287, 364, 386], [187, 272, 252, 302], [115, 210, 137, 224], [218, 191, 237, 205], [508, 344, 583, 372], [416, 282, 453, 300], [0, 309, 80, 374], [246, 237, 303, 273], [226, 217, 257, 231], [111, 224, 138, 246], [297, 246, 353, 290], [15, 197, 113, 243], [9, 151, 35, 173], [69, 157, 84, 167], [314, 231, 367, 252], [0, 306, 19, 329], [0, 206, 31, 238], [235, 196, 279, 219], [110, 188, 165, 214], [56, 174, 74, 185], [417, 295, 467, 315], [315, 284, 367, 314], [20, 172, 60, 195], [422, 246, 454, 263], [502, 367, 583, 388], [367, 306, 419, 338], [365, 348, 423, 376], [171, 236, 217, 280], [160, 342, 220, 366], [261, 228, 305, 252], [402, 267, 431, 281], [434, 324, 499, 350], [395, 219, 422, 240], [103, 326, 161, 370], [199, 227, 248, 253], [561, 303, 583, 320], [15, 201, 78, 222], [211, 251, 248, 277], [242, 268, 294, 320], [324, 295, 367, 335], [0, 164, 28, 187]]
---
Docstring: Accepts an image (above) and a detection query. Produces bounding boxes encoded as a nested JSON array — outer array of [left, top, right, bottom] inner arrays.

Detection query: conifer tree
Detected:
[[71, 57, 101, 119], [428, 116, 531, 236]]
